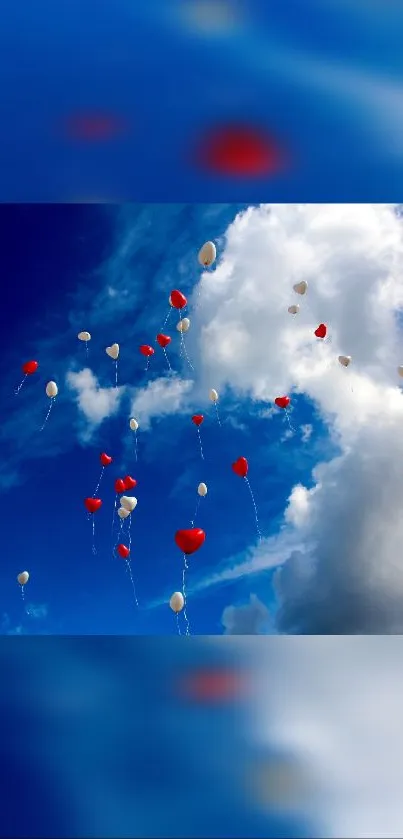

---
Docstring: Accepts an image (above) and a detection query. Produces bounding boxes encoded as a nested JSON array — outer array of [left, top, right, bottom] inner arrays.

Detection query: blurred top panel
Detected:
[[1, 0, 403, 201]]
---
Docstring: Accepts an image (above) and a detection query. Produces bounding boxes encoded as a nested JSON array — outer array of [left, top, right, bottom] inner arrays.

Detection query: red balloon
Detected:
[[314, 323, 327, 339], [22, 360, 38, 375], [192, 414, 204, 427], [84, 497, 102, 514], [123, 475, 137, 490], [170, 289, 187, 309], [156, 333, 171, 349], [114, 478, 125, 494], [197, 124, 285, 177], [140, 344, 155, 357], [275, 396, 290, 409], [232, 456, 248, 478], [175, 528, 206, 555], [100, 452, 112, 467], [117, 543, 130, 559]]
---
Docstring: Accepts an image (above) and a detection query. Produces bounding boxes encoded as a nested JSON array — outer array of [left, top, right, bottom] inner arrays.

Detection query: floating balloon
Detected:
[[78, 331, 91, 342], [84, 497, 102, 514], [140, 344, 154, 357], [209, 388, 221, 425], [175, 528, 206, 555], [177, 318, 190, 333], [123, 475, 137, 490], [198, 241, 216, 267], [232, 457, 248, 478], [15, 360, 39, 395], [293, 281, 308, 295], [129, 418, 139, 461], [192, 415, 204, 460], [314, 323, 327, 339], [117, 543, 130, 559], [156, 334, 171, 348], [114, 478, 125, 494], [17, 571, 29, 586], [116, 540, 138, 606], [100, 452, 112, 467], [45, 381, 58, 398], [170, 289, 187, 309], [170, 592, 184, 613], [338, 355, 352, 368], [197, 124, 284, 177], [106, 343, 120, 387], [198, 483, 208, 497], [121, 496, 137, 513], [275, 394, 292, 414], [118, 507, 130, 520], [288, 305, 299, 315]]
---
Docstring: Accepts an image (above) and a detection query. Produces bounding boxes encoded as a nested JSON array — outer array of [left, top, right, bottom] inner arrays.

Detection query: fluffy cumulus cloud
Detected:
[[129, 376, 193, 430], [66, 368, 124, 439], [192, 204, 403, 633], [221, 594, 272, 634]]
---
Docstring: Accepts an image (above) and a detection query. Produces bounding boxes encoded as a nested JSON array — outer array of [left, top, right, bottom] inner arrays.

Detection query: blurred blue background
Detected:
[[0, 0, 403, 200]]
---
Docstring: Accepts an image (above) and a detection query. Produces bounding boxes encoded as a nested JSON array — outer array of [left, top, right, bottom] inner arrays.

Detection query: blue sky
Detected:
[[3, 202, 403, 637], [1, 0, 403, 201]]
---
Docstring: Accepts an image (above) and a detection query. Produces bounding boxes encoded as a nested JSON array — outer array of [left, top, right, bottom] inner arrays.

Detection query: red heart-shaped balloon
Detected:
[[275, 396, 290, 409], [114, 478, 125, 494], [84, 497, 102, 514], [192, 414, 204, 427], [175, 528, 206, 555], [140, 344, 155, 357], [156, 333, 171, 348], [22, 360, 38, 375], [100, 452, 112, 466], [197, 124, 285, 177], [123, 475, 137, 490], [232, 457, 248, 478], [117, 543, 130, 559], [170, 289, 187, 310], [314, 323, 327, 339]]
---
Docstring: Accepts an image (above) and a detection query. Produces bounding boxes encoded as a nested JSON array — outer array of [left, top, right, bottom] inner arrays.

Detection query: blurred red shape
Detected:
[[196, 123, 286, 176], [179, 668, 248, 703], [64, 111, 127, 142]]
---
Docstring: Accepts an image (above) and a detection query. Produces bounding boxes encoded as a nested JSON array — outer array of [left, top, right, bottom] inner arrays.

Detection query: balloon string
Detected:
[[134, 432, 138, 462], [161, 307, 171, 331], [128, 516, 132, 554], [214, 402, 222, 427], [14, 375, 27, 395], [93, 467, 104, 497], [176, 612, 181, 636], [20, 585, 25, 601], [197, 428, 204, 460], [39, 399, 54, 432], [92, 516, 97, 555], [85, 342, 89, 360], [178, 311, 194, 372], [115, 360, 118, 389], [163, 348, 172, 372], [284, 408, 296, 435], [244, 477, 262, 543], [125, 558, 139, 608], [111, 496, 118, 545], [190, 497, 200, 527], [182, 554, 190, 636]]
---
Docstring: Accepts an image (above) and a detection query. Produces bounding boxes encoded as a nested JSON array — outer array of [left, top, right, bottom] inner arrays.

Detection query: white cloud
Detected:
[[66, 368, 124, 439], [129, 376, 193, 430], [300, 423, 312, 443], [221, 594, 272, 634], [191, 204, 403, 632]]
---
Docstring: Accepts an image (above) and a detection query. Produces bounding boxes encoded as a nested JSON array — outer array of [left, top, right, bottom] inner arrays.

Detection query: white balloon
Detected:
[[129, 418, 139, 431], [293, 281, 308, 295], [117, 507, 130, 520], [177, 317, 190, 333], [45, 380, 58, 398], [170, 591, 184, 613], [338, 355, 352, 368], [198, 482, 208, 496], [288, 304, 299, 315], [209, 388, 219, 403], [169, 294, 173, 306], [120, 496, 137, 513], [198, 241, 216, 267], [105, 343, 119, 360], [17, 571, 29, 586], [398, 366, 403, 379], [77, 331, 91, 342]]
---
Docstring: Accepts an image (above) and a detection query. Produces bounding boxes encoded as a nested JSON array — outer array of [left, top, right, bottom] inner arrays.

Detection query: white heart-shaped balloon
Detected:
[[288, 304, 299, 315], [106, 343, 119, 360], [338, 355, 352, 368], [117, 507, 130, 519], [121, 495, 137, 513], [293, 281, 308, 295], [78, 331, 91, 342]]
